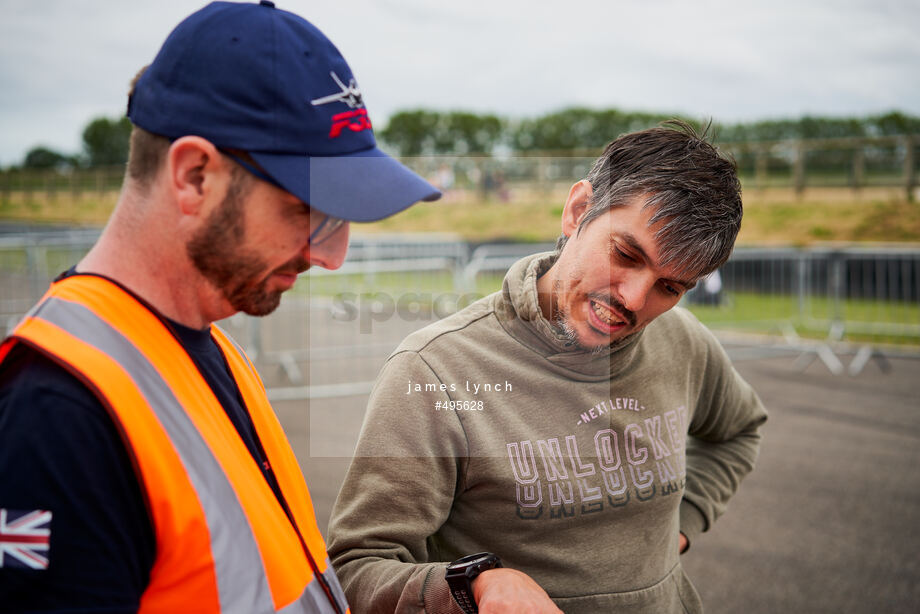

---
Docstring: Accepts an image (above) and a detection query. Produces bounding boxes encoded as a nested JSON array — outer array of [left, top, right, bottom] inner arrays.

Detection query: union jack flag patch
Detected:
[[0, 508, 52, 570]]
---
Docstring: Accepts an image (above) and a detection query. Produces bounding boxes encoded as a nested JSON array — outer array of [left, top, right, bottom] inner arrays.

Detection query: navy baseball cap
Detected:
[[127, 0, 440, 222]]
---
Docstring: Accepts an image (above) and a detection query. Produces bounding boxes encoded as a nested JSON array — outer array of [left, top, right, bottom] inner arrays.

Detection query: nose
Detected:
[[616, 270, 654, 313], [305, 222, 350, 270]]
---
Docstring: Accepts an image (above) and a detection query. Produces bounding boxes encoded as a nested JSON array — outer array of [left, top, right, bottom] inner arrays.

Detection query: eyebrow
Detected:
[[615, 233, 696, 289]]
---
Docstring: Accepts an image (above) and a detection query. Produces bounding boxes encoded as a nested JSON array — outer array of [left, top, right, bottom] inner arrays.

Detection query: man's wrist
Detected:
[[679, 499, 706, 543], [445, 552, 502, 613]]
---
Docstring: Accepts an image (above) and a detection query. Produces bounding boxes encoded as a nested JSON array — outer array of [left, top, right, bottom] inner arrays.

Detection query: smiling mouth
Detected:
[[590, 299, 628, 328]]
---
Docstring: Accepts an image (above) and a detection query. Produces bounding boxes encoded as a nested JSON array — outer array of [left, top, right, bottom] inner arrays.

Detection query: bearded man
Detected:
[[0, 2, 438, 611]]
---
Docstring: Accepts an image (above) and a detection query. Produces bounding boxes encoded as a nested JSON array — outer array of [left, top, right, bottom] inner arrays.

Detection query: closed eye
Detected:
[[661, 281, 682, 297], [614, 247, 638, 263]]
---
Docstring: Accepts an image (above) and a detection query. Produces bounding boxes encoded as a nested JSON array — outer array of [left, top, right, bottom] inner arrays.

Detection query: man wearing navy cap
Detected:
[[0, 2, 438, 612]]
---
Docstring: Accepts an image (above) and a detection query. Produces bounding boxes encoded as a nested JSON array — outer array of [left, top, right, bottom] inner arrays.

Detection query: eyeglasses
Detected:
[[308, 212, 347, 246], [220, 148, 347, 246]]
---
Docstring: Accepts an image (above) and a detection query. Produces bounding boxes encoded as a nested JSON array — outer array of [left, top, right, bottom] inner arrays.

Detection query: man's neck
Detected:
[[77, 196, 228, 330], [535, 262, 558, 323]]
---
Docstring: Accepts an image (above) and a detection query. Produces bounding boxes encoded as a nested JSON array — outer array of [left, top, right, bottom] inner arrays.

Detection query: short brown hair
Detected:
[[125, 66, 170, 186]]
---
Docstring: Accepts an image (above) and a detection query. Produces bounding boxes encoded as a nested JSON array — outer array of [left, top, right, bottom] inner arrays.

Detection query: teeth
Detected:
[[592, 301, 624, 326]]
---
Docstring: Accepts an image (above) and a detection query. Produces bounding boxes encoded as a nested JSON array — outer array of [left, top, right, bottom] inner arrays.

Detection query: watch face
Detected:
[[457, 553, 494, 568]]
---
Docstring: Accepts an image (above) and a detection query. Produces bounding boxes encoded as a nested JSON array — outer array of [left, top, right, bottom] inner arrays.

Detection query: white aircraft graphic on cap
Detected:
[[311, 72, 364, 109]]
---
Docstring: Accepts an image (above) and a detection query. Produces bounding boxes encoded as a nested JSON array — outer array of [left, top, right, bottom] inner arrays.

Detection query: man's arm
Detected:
[[0, 349, 155, 610], [328, 351, 468, 612], [327, 351, 559, 613], [679, 328, 768, 546]]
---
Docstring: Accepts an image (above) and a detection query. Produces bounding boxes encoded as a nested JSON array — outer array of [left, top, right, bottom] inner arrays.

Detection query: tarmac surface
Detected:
[[268, 332, 920, 614], [677, 349, 920, 613]]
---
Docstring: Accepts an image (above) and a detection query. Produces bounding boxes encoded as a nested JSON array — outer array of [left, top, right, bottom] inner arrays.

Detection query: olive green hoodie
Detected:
[[328, 253, 767, 613]]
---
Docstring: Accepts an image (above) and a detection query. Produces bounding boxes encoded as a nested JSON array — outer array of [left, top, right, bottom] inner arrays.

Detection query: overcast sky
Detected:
[[1, 0, 918, 166]]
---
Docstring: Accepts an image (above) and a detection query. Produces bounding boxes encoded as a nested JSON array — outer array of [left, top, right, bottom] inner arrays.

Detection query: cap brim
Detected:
[[250, 147, 441, 222]]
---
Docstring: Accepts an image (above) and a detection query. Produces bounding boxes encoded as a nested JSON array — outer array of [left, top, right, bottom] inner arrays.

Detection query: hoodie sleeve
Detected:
[[680, 322, 768, 545], [326, 350, 468, 614]]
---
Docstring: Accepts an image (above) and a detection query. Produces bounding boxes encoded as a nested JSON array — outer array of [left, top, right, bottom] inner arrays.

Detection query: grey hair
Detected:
[[555, 120, 742, 281]]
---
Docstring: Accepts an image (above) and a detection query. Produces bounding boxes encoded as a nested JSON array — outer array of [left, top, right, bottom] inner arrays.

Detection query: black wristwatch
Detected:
[[445, 552, 502, 614]]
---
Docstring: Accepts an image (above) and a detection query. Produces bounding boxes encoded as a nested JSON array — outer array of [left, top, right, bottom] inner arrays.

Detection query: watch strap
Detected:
[[445, 552, 502, 614]]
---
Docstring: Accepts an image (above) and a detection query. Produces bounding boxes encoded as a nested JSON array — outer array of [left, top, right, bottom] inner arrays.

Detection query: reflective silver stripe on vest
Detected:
[[217, 329, 253, 372], [34, 297, 277, 613], [324, 560, 349, 614], [215, 327, 347, 614], [277, 560, 347, 614]]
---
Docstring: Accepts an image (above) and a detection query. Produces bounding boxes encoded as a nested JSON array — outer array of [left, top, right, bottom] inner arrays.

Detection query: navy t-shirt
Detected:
[[0, 299, 282, 611]]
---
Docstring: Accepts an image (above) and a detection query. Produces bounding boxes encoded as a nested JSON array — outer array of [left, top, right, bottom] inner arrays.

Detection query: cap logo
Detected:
[[311, 71, 372, 138], [311, 71, 364, 108], [329, 109, 372, 138]]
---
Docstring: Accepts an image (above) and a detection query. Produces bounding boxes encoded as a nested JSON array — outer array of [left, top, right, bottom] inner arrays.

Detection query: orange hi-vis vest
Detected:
[[0, 274, 350, 614]]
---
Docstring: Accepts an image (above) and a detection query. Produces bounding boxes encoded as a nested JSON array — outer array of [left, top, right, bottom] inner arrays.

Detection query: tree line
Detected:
[[18, 117, 132, 170], [10, 108, 920, 170], [381, 109, 920, 155]]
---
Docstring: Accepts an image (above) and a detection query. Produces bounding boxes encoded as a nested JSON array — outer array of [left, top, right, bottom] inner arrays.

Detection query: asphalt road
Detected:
[[678, 350, 919, 613]]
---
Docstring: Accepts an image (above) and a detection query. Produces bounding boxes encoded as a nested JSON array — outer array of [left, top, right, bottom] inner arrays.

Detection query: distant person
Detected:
[[494, 169, 510, 202], [0, 2, 438, 612], [327, 122, 767, 613], [480, 168, 496, 200], [478, 167, 509, 203], [434, 163, 456, 194], [687, 269, 724, 306]]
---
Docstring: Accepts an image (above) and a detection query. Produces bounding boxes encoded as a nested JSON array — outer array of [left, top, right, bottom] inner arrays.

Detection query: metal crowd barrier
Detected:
[[1, 230, 917, 392], [0, 228, 101, 333], [688, 246, 920, 374]]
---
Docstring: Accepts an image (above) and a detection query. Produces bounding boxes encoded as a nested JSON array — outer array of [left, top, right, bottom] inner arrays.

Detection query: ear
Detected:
[[166, 136, 227, 216], [561, 180, 592, 238]]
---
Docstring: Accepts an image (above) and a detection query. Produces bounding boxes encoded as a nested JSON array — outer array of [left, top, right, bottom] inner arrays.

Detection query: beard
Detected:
[[551, 282, 637, 354], [553, 310, 610, 355], [186, 172, 306, 316]]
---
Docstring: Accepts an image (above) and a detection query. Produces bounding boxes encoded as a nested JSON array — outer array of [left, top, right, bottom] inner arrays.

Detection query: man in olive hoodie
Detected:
[[327, 121, 767, 614]]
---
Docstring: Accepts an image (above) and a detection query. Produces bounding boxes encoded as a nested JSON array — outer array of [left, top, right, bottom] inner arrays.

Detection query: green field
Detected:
[[689, 292, 920, 346], [296, 270, 920, 347], [2, 185, 919, 245]]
